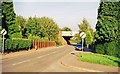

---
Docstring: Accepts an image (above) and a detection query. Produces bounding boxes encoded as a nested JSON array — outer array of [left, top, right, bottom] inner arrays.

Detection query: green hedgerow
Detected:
[[5, 39, 32, 52]]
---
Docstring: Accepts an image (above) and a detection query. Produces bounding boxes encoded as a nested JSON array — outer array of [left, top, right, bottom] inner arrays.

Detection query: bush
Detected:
[[90, 41, 95, 51], [28, 34, 49, 41], [5, 39, 32, 52], [95, 40, 120, 57], [9, 32, 23, 38], [95, 43, 105, 54], [55, 38, 62, 46]]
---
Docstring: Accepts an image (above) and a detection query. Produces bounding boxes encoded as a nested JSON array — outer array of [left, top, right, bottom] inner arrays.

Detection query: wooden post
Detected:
[[40, 41, 42, 48], [39, 41, 40, 48], [42, 41, 43, 48], [45, 41, 46, 47], [35, 40, 37, 50], [43, 41, 44, 48], [47, 41, 48, 47], [33, 40, 34, 48], [38, 40, 39, 49]]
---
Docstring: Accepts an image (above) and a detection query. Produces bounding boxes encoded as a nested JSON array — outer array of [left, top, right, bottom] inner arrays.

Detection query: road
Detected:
[[2, 46, 84, 72]]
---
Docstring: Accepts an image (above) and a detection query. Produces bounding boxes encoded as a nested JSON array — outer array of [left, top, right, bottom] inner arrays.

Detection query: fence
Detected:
[[32, 40, 56, 49]]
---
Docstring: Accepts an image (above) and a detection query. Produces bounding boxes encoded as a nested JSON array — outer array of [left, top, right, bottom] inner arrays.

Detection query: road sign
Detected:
[[80, 32, 86, 57], [80, 32, 86, 39], [1, 29, 7, 54], [1, 29, 7, 35]]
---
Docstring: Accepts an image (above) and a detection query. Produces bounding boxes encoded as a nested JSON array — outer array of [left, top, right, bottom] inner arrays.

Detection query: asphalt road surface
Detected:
[[2, 46, 84, 72]]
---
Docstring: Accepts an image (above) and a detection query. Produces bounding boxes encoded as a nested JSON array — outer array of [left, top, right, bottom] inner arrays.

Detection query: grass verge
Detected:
[[78, 53, 120, 67]]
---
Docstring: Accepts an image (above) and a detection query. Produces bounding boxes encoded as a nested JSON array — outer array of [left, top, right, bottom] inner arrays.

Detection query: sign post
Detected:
[[80, 32, 86, 57], [1, 29, 7, 54], [82, 38, 84, 57]]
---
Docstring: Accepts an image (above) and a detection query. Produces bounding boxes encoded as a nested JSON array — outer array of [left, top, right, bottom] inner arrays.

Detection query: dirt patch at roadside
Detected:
[[2, 49, 39, 56]]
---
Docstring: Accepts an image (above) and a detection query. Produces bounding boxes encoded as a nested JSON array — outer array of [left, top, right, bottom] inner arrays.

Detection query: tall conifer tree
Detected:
[[2, 1, 22, 38], [0, 2, 2, 52], [0, 2, 1, 29], [95, 0, 120, 43]]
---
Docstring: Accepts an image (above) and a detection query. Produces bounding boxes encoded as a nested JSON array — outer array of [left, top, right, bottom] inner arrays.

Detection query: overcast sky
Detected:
[[13, 0, 100, 31]]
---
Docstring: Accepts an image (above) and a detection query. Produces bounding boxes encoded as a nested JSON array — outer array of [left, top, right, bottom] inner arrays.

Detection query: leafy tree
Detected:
[[62, 27, 72, 31], [25, 17, 47, 38], [78, 18, 90, 32], [59, 28, 63, 31], [25, 17, 60, 41], [85, 31, 93, 48], [94, 1, 119, 43], [40, 17, 59, 41], [16, 15, 26, 35], [2, 2, 22, 38], [28, 34, 49, 41], [88, 26, 94, 37], [118, 1, 120, 40], [78, 18, 94, 46], [73, 33, 82, 43]]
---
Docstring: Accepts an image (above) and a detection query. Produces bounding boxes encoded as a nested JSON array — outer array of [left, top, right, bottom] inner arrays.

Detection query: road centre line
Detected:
[[37, 54, 49, 58], [37, 50, 62, 58], [12, 49, 63, 66], [3, 46, 62, 62], [2, 46, 64, 61], [12, 60, 31, 66]]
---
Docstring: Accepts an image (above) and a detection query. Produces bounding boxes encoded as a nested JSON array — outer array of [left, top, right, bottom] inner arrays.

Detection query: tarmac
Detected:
[[0, 46, 120, 73], [60, 48, 120, 73]]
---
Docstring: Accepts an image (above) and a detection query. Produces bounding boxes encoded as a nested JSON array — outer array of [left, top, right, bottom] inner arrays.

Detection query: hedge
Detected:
[[5, 39, 32, 52], [95, 40, 120, 57]]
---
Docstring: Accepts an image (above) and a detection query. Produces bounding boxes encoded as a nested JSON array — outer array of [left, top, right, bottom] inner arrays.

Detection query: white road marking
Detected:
[[12, 49, 64, 66], [37, 51, 56, 58], [37, 56, 43, 58], [12, 60, 31, 66], [52, 52, 56, 53], [37, 54, 49, 58], [37, 50, 62, 59]]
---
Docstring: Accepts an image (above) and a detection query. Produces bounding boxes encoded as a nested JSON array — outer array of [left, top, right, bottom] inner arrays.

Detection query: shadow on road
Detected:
[[83, 48, 94, 53], [71, 53, 79, 57], [69, 44, 77, 46], [69, 44, 94, 53]]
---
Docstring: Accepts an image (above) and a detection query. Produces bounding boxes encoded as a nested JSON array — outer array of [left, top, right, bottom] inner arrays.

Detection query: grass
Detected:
[[78, 53, 120, 67]]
